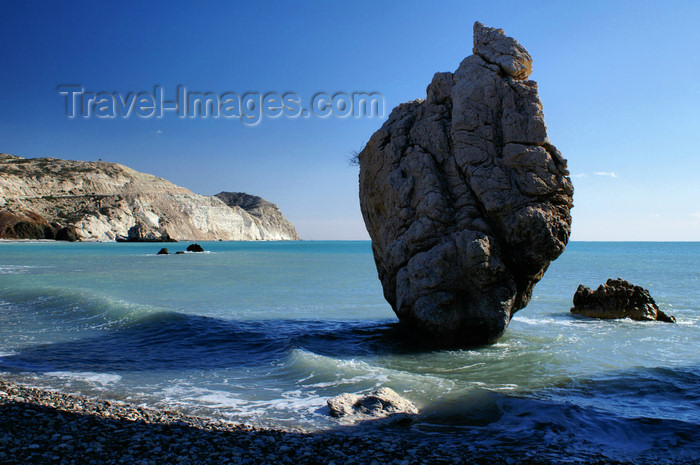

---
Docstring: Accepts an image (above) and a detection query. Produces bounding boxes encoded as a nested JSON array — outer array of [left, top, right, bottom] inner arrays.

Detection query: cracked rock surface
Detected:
[[359, 22, 573, 347]]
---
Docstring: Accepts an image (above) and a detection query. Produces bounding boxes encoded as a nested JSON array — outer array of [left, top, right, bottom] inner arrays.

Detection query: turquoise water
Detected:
[[1, 241, 698, 462]]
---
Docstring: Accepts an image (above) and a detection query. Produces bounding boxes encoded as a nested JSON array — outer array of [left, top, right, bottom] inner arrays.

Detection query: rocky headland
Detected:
[[215, 192, 300, 242], [0, 153, 299, 242], [358, 22, 573, 347]]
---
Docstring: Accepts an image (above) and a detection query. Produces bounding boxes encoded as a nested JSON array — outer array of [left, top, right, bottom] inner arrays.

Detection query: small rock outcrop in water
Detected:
[[186, 243, 204, 253], [157, 248, 170, 255], [571, 278, 676, 323], [358, 22, 573, 347], [327, 388, 418, 420]]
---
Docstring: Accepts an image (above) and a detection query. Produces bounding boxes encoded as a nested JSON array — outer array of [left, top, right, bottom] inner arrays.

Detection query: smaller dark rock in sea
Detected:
[[175, 251, 185, 254], [186, 243, 205, 253], [571, 278, 675, 323], [157, 248, 169, 255]]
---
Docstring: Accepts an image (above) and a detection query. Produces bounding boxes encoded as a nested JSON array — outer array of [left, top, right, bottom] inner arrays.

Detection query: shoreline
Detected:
[[0, 379, 627, 465]]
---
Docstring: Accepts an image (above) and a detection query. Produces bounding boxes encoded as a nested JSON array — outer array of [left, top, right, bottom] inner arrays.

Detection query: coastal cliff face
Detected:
[[358, 22, 573, 347], [0, 153, 299, 241], [214, 192, 300, 241]]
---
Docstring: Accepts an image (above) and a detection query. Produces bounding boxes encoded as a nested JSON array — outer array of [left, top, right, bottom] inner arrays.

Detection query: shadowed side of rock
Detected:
[[358, 22, 573, 347]]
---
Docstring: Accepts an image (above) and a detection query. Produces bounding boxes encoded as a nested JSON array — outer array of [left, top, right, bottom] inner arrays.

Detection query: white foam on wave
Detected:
[[284, 349, 390, 385], [673, 317, 697, 326], [158, 383, 325, 423], [286, 349, 394, 389], [270, 390, 327, 412], [285, 348, 456, 401], [0, 265, 39, 275], [52, 288, 166, 326], [511, 315, 579, 327], [191, 391, 247, 409], [438, 362, 487, 373], [44, 371, 122, 386], [487, 383, 520, 391], [161, 384, 246, 409]]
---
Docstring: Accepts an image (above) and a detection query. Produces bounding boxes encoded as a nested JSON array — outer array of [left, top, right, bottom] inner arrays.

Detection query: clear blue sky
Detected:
[[1, 0, 698, 240]]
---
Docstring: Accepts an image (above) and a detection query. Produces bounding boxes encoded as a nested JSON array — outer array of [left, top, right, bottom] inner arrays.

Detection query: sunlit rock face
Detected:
[[359, 22, 573, 347], [0, 153, 299, 242]]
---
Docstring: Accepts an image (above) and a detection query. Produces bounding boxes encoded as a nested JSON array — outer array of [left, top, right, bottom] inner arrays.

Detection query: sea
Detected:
[[0, 241, 698, 463]]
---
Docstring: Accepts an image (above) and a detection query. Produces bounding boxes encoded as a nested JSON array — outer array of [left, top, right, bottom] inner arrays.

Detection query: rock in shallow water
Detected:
[[358, 22, 573, 347], [116, 223, 176, 242], [327, 387, 418, 419], [571, 278, 676, 323]]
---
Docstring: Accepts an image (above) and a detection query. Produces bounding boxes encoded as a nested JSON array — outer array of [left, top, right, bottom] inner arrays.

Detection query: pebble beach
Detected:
[[0, 380, 637, 465]]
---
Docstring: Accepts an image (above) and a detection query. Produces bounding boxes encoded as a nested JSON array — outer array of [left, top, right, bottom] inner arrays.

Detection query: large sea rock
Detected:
[[358, 22, 573, 347]]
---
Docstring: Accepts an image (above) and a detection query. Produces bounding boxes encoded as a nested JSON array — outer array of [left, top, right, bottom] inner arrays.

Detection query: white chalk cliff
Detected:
[[0, 153, 300, 241]]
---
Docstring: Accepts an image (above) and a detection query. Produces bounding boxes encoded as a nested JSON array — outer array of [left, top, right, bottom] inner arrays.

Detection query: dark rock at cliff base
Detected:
[[571, 278, 675, 323], [327, 387, 418, 420], [13, 220, 47, 239], [157, 248, 170, 255], [0, 210, 72, 240], [116, 223, 176, 243], [55, 226, 78, 242], [358, 22, 573, 347], [186, 243, 204, 253]]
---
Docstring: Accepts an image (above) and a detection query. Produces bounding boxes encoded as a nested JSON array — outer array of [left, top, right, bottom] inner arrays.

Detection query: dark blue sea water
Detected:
[[0, 241, 698, 462]]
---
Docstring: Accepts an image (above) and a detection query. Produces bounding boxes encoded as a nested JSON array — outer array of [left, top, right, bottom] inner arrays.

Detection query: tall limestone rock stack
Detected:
[[359, 22, 573, 347]]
